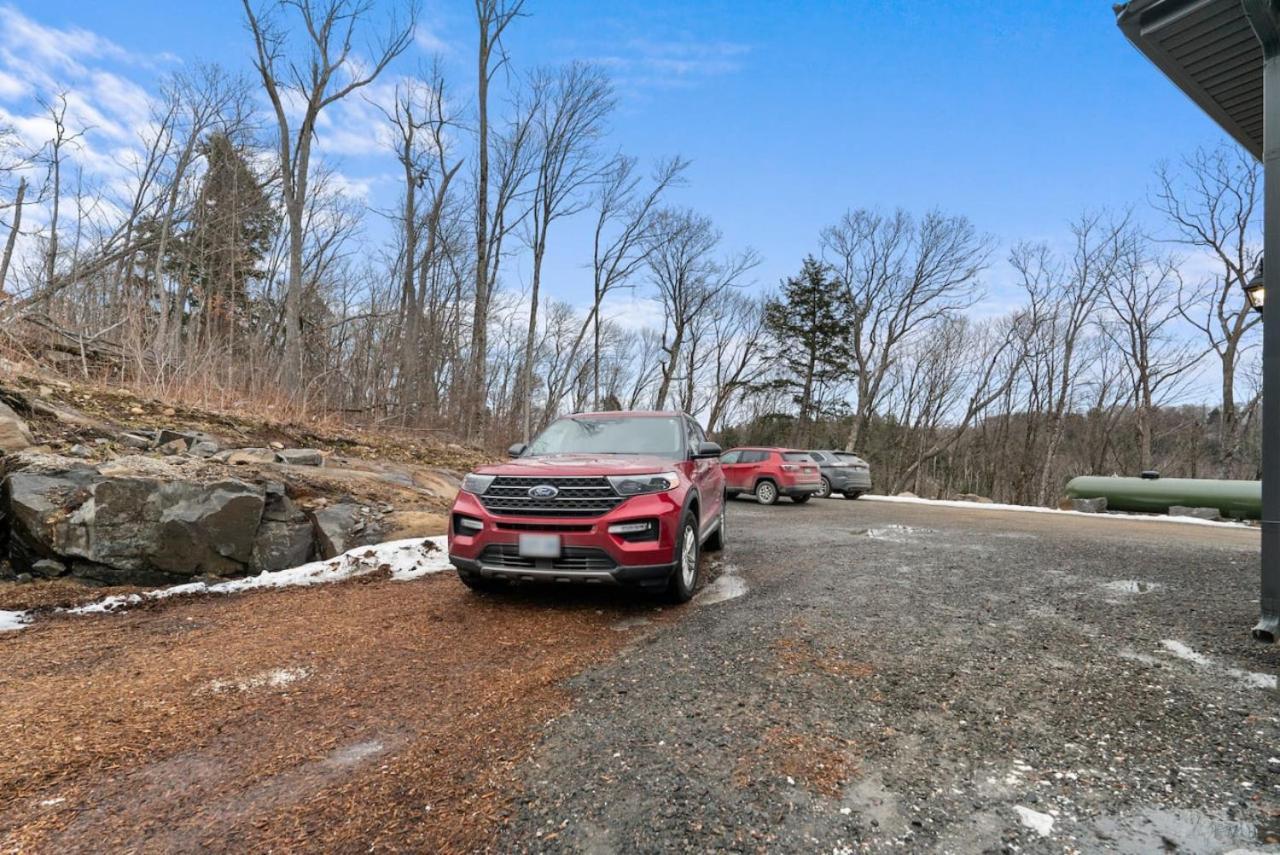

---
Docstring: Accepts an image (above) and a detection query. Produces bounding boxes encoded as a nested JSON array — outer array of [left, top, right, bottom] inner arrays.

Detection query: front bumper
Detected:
[[447, 490, 681, 590]]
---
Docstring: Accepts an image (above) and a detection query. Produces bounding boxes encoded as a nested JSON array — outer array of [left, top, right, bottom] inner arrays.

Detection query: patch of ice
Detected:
[[1160, 640, 1277, 690], [1102, 580, 1162, 595], [696, 563, 749, 606], [68, 536, 451, 617], [1015, 805, 1055, 837], [208, 666, 311, 693], [39, 797, 65, 807], [863, 524, 926, 543], [0, 609, 30, 633], [862, 494, 1253, 530]]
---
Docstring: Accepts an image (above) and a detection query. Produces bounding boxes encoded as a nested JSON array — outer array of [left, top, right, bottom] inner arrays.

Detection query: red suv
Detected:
[[448, 411, 725, 602], [720, 447, 822, 505]]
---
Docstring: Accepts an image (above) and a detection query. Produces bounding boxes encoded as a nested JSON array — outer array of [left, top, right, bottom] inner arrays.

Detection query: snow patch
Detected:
[[863, 494, 1253, 529], [1101, 580, 1162, 595], [208, 666, 311, 693], [0, 609, 31, 633], [1160, 640, 1277, 690], [70, 537, 450, 617], [862, 524, 926, 543], [1015, 805, 1055, 837]]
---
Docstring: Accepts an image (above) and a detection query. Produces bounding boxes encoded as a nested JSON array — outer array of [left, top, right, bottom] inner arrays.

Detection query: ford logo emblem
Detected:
[[528, 484, 559, 499]]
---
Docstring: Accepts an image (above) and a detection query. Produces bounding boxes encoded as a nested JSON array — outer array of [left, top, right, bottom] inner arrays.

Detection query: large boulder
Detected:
[[3, 467, 267, 584], [0, 401, 34, 453], [250, 483, 313, 572]]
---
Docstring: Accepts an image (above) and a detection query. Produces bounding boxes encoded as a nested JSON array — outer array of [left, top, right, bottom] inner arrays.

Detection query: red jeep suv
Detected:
[[448, 411, 725, 602], [720, 447, 822, 505]]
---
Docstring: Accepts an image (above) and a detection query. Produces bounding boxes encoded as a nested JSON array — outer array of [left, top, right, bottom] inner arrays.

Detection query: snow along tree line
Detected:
[[0, 2, 1263, 504]]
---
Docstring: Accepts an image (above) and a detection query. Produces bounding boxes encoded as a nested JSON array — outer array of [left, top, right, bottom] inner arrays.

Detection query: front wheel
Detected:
[[816, 477, 832, 499], [666, 511, 700, 603], [755, 480, 779, 505], [792, 494, 811, 504]]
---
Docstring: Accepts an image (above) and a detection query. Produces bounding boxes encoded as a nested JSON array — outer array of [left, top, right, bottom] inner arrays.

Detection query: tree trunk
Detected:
[[0, 177, 25, 299]]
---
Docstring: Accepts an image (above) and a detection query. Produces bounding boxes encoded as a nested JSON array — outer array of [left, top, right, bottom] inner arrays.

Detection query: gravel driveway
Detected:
[[3, 497, 1278, 853], [501, 497, 1280, 853]]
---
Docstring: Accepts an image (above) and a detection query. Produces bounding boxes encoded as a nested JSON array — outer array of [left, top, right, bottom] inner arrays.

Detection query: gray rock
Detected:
[[31, 558, 67, 577], [118, 432, 153, 449], [4, 468, 266, 582], [276, 448, 324, 467], [956, 493, 993, 504], [1072, 497, 1108, 513], [0, 400, 33, 452], [251, 520, 314, 572], [155, 429, 194, 449], [158, 439, 187, 456], [149, 480, 265, 576], [188, 440, 220, 458], [1169, 505, 1222, 521], [66, 443, 94, 459], [227, 448, 277, 465], [311, 503, 365, 558]]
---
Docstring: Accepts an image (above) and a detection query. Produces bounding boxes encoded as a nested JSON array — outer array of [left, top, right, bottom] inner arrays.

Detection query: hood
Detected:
[[476, 453, 681, 477]]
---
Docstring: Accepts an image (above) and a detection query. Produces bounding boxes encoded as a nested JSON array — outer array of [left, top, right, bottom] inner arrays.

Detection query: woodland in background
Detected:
[[0, 1, 1263, 504]]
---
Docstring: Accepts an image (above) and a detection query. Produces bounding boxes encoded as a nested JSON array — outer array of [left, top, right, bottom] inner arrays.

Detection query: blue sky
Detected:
[[0, 0, 1240, 316]]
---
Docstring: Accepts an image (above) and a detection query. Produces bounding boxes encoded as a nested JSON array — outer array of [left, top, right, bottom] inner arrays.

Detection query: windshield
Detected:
[[525, 416, 684, 457]]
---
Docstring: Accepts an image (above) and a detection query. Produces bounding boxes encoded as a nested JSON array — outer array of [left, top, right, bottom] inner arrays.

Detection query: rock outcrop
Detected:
[[0, 401, 33, 453]]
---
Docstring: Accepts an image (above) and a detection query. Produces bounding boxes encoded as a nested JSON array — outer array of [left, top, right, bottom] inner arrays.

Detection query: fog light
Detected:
[[608, 521, 652, 534], [454, 515, 484, 534]]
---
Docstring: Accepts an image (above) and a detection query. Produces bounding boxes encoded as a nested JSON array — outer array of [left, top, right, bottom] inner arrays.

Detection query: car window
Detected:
[[720, 450, 741, 465], [782, 452, 814, 462], [807, 451, 831, 463], [525, 415, 684, 456], [740, 449, 766, 464], [836, 453, 864, 464], [684, 418, 704, 452]]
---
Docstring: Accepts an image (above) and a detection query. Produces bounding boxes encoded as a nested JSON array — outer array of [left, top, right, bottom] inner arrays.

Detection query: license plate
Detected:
[[518, 534, 561, 558]]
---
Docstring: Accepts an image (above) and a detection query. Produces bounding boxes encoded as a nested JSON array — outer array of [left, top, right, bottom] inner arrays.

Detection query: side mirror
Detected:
[[508, 442, 527, 458], [693, 441, 722, 459]]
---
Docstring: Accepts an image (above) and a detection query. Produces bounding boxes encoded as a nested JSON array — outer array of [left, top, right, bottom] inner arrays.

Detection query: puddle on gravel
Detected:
[[855, 525, 932, 543], [1158, 640, 1277, 690], [695, 563, 748, 606], [1101, 580, 1163, 595], [1094, 807, 1261, 852]]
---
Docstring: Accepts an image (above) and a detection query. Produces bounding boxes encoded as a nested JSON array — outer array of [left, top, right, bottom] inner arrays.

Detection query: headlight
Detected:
[[461, 473, 495, 495], [607, 471, 680, 496]]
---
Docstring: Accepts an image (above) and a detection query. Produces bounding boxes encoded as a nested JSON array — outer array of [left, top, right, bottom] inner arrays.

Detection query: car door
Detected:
[[684, 417, 721, 529]]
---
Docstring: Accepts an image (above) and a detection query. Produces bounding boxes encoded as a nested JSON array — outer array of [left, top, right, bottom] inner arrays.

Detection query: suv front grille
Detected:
[[479, 476, 623, 517], [479, 544, 617, 572]]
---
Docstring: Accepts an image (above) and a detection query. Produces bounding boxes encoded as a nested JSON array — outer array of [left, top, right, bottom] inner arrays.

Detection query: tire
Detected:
[[703, 496, 726, 552], [843, 491, 863, 500], [457, 570, 507, 593], [792, 494, 810, 504], [816, 477, 832, 499], [666, 510, 700, 603], [755, 480, 779, 505]]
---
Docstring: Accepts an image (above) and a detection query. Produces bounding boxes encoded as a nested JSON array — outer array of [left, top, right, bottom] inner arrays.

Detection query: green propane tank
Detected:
[[1064, 475, 1261, 519]]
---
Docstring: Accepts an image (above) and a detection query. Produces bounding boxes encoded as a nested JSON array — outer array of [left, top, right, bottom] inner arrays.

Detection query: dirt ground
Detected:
[[1, 499, 1277, 853]]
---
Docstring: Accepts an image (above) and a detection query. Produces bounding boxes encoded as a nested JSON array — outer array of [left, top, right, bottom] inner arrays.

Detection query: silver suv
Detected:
[[806, 450, 873, 499]]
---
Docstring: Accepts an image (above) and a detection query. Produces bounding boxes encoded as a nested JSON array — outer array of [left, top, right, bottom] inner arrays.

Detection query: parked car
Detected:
[[719, 447, 822, 505], [806, 450, 873, 499], [447, 411, 725, 603]]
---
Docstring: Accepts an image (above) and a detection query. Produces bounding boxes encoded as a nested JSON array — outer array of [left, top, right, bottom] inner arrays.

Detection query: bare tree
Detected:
[[1153, 144, 1262, 476], [647, 208, 757, 410], [242, 0, 415, 391], [821, 209, 993, 453], [1100, 231, 1202, 471], [467, 0, 527, 434], [518, 62, 612, 439]]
